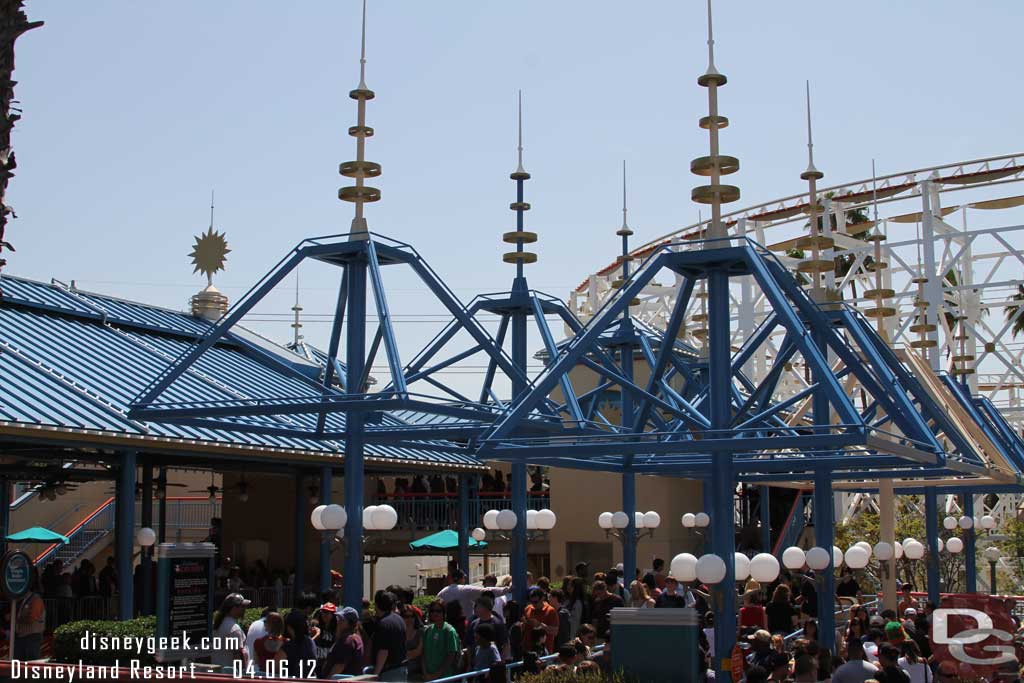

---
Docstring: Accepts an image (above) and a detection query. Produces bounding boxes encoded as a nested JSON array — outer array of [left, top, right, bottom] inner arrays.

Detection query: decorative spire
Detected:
[[209, 189, 215, 230], [189, 199, 231, 321], [291, 272, 303, 346], [794, 81, 832, 297], [338, 0, 381, 239], [692, 0, 740, 247], [502, 90, 536, 276], [864, 160, 895, 336], [611, 161, 639, 308]]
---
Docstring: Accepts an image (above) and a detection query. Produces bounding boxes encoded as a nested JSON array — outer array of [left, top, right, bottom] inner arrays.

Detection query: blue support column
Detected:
[[813, 468, 835, 653], [0, 478, 9, 556], [759, 486, 771, 552], [457, 474, 470, 577], [924, 489, 941, 604], [157, 467, 167, 544], [343, 259, 367, 609], [510, 298, 529, 604], [622, 471, 637, 591], [319, 465, 332, 594], [708, 269, 736, 681], [116, 451, 137, 620], [294, 474, 307, 602], [621, 336, 637, 589], [141, 464, 154, 616], [964, 494, 977, 593]]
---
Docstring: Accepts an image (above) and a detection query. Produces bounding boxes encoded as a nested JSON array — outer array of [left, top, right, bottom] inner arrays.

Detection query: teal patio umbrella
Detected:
[[6, 527, 70, 544], [409, 529, 487, 552]]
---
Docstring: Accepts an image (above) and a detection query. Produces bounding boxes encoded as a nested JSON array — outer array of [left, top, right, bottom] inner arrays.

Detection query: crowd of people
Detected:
[[204, 558, 1024, 682]]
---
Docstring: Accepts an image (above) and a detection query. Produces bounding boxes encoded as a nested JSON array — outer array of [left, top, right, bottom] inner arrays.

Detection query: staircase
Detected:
[[773, 489, 812, 556], [34, 497, 221, 568]]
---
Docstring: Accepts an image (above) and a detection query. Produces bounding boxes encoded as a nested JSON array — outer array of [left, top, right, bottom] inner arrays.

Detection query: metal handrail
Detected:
[[783, 597, 880, 643]]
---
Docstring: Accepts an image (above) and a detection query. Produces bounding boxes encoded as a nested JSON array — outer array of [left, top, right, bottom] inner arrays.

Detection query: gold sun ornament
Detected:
[[189, 227, 230, 285]]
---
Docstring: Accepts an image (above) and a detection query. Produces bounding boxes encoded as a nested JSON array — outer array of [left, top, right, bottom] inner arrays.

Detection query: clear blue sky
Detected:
[[6, 1, 1022, 364]]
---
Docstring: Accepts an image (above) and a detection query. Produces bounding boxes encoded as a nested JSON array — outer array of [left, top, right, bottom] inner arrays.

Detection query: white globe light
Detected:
[[980, 515, 996, 530], [611, 511, 629, 529], [670, 553, 698, 582], [734, 553, 750, 582], [894, 541, 904, 559], [984, 546, 1001, 563], [844, 546, 869, 569], [696, 554, 728, 585], [496, 509, 517, 531], [782, 546, 806, 570], [483, 510, 500, 530], [937, 538, 944, 553], [535, 509, 557, 530], [959, 515, 974, 530], [833, 546, 844, 568], [943, 516, 958, 530], [643, 511, 661, 529], [322, 504, 347, 531], [471, 527, 487, 542], [616, 563, 624, 573], [855, 541, 873, 557], [136, 527, 156, 547], [946, 537, 964, 554], [873, 541, 894, 561], [681, 513, 696, 528], [310, 504, 327, 531], [695, 512, 711, 528], [362, 505, 378, 531], [634, 512, 646, 529], [749, 553, 781, 583], [902, 537, 916, 548], [526, 509, 538, 530], [598, 512, 614, 529], [371, 505, 397, 531], [805, 546, 831, 571]]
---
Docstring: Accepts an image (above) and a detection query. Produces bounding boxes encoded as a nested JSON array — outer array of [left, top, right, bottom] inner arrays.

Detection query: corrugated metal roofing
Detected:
[[0, 274, 482, 468]]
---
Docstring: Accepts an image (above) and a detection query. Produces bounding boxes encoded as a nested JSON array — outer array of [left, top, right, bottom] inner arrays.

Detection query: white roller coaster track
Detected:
[[570, 153, 1024, 523]]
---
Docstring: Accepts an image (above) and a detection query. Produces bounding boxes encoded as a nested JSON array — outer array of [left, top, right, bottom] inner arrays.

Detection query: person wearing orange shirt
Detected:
[[522, 588, 559, 653]]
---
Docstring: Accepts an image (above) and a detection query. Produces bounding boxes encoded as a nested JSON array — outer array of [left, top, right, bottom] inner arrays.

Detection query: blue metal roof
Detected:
[[0, 274, 483, 468]]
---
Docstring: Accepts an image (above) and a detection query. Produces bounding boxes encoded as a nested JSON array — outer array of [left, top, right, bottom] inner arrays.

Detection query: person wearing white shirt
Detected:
[[436, 569, 512, 618], [898, 641, 931, 683], [245, 608, 273, 660], [211, 593, 251, 671]]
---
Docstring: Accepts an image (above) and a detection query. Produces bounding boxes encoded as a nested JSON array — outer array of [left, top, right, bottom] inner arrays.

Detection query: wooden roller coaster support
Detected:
[[863, 232, 896, 340]]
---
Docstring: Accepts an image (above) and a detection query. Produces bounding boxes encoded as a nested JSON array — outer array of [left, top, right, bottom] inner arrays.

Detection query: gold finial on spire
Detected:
[[503, 90, 536, 272], [339, 0, 381, 239], [692, 0, 740, 248], [189, 194, 231, 320]]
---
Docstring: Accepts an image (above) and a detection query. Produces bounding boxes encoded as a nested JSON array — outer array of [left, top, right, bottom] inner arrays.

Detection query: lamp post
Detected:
[[983, 546, 1001, 595], [136, 527, 157, 616], [599, 510, 661, 541], [311, 503, 398, 592], [479, 507, 556, 577]]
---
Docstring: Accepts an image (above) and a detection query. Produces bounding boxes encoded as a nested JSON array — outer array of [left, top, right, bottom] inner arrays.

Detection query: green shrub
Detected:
[[53, 617, 158, 667], [237, 606, 291, 631], [518, 668, 628, 683], [412, 594, 438, 611]]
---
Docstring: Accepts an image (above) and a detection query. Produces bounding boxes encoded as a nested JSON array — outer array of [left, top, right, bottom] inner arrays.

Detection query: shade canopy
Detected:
[[409, 529, 487, 552], [7, 527, 70, 544]]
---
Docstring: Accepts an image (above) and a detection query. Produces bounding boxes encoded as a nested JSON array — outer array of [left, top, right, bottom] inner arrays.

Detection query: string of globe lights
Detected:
[[310, 502, 399, 541], [473, 507, 557, 543]]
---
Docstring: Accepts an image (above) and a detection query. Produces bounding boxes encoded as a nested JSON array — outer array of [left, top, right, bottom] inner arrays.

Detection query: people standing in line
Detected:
[[739, 589, 768, 629], [547, 589, 572, 647], [400, 606, 424, 678], [766, 583, 798, 635], [437, 568, 512, 618], [503, 599, 524, 662], [251, 612, 286, 671], [651, 558, 667, 591], [654, 575, 690, 608], [211, 593, 250, 671], [589, 580, 623, 639], [282, 608, 317, 676], [14, 569, 45, 661], [371, 591, 408, 682], [322, 607, 364, 678], [421, 600, 461, 681], [897, 640, 931, 683], [471, 622, 502, 677], [523, 587, 559, 653], [629, 580, 656, 608], [831, 639, 879, 683], [465, 594, 507, 660], [564, 576, 585, 639], [875, 642, 912, 683], [244, 606, 273, 661]]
